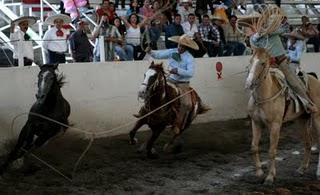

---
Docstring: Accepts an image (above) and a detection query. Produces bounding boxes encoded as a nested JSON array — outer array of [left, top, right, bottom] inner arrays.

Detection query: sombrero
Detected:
[[168, 34, 199, 50], [283, 31, 305, 40], [45, 14, 71, 25], [12, 16, 37, 26]]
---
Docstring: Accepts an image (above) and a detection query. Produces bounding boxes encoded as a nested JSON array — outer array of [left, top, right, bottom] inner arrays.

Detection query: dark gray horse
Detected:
[[0, 64, 70, 174]]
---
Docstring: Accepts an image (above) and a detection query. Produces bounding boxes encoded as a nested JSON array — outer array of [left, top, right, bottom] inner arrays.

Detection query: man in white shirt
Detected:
[[181, 13, 198, 38], [43, 14, 71, 64], [177, 0, 195, 23], [10, 16, 37, 66]]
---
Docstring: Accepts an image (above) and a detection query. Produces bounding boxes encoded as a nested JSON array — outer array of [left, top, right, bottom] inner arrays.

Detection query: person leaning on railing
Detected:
[[10, 16, 37, 66]]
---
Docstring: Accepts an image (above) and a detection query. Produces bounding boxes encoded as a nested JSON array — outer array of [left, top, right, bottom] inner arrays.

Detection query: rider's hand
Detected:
[[169, 68, 178, 75]]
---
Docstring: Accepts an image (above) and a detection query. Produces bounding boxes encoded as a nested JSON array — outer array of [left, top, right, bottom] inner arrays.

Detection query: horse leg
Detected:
[[146, 126, 165, 159], [311, 115, 320, 180], [0, 124, 34, 174], [265, 122, 281, 185], [297, 119, 312, 175], [251, 120, 264, 178], [129, 119, 145, 145]]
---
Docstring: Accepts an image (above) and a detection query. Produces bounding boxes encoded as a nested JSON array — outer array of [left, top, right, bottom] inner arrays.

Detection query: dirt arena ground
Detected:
[[1, 118, 320, 194]]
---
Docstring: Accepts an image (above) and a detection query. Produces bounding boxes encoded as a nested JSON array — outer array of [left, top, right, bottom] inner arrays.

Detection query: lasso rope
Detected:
[[236, 5, 284, 37], [8, 65, 248, 182]]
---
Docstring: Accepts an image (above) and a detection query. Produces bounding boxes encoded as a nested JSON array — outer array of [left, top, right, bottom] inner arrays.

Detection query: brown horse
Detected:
[[246, 48, 320, 184], [129, 62, 205, 159]]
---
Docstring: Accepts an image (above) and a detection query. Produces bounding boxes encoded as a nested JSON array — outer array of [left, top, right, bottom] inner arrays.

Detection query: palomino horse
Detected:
[[246, 48, 320, 184], [0, 64, 70, 175], [129, 62, 204, 159]]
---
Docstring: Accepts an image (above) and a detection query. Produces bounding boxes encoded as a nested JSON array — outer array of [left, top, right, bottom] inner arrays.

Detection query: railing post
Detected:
[[99, 36, 105, 62], [18, 38, 23, 67]]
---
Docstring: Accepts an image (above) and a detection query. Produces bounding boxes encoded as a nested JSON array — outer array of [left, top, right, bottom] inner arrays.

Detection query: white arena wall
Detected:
[[0, 53, 320, 144]]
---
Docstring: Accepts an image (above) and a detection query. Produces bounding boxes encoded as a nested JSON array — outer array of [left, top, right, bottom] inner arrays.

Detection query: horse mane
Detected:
[[57, 73, 66, 88], [150, 62, 165, 74]]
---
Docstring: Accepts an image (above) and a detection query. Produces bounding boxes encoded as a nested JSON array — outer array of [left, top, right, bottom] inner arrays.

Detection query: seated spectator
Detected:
[[195, 0, 214, 23], [182, 13, 198, 37], [121, 13, 147, 60], [96, 0, 115, 24], [188, 32, 207, 58], [69, 18, 93, 62], [92, 15, 122, 61], [140, 0, 154, 18], [113, 17, 134, 61], [115, 0, 125, 9], [198, 14, 220, 57], [299, 16, 320, 52], [223, 15, 246, 56], [146, 20, 161, 50], [165, 14, 184, 49], [126, 0, 140, 17], [211, 15, 226, 57], [178, 0, 194, 23]]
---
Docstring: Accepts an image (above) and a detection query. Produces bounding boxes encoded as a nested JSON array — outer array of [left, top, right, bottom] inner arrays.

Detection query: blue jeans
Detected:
[[224, 41, 246, 56], [115, 45, 134, 61]]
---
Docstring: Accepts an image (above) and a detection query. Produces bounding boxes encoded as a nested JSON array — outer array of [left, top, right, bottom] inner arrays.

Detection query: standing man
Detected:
[[43, 14, 71, 64], [10, 16, 37, 66], [283, 31, 305, 73], [69, 18, 93, 62], [135, 34, 210, 133]]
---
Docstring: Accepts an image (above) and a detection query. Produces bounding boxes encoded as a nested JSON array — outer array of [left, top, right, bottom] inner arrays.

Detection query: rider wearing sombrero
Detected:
[[10, 16, 37, 66], [134, 34, 210, 133], [238, 6, 318, 113]]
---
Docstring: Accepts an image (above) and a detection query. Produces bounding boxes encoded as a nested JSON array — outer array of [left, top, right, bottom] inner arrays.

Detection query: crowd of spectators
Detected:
[[10, 0, 320, 65]]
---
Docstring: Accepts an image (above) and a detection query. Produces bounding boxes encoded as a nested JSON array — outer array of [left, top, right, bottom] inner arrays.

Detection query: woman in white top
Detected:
[[121, 13, 148, 60]]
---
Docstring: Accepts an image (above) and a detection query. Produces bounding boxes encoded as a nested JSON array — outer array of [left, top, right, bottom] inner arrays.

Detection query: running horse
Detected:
[[129, 61, 205, 159], [246, 48, 320, 184], [0, 64, 70, 175]]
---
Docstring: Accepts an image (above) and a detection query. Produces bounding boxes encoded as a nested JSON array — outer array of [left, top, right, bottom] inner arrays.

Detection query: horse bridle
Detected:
[[249, 59, 270, 89], [143, 68, 168, 105]]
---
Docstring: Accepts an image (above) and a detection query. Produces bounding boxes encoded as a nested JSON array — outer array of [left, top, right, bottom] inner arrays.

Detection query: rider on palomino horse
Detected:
[[134, 34, 210, 134], [239, 9, 318, 113]]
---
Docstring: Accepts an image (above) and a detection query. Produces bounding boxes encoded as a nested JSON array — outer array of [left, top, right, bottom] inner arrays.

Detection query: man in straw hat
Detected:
[[240, 6, 318, 113], [283, 30, 305, 74], [134, 34, 210, 133], [10, 16, 37, 66], [42, 14, 71, 64]]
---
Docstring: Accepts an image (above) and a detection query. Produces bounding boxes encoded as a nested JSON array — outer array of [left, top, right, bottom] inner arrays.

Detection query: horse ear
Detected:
[[53, 63, 59, 70], [151, 61, 154, 66]]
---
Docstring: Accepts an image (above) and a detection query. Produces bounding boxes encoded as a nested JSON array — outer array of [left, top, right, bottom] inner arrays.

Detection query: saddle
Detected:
[[270, 68, 309, 113]]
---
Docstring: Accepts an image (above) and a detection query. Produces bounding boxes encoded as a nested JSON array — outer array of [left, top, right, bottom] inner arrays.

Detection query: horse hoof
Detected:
[[263, 176, 274, 185], [163, 143, 170, 152], [129, 138, 138, 145], [147, 152, 159, 159], [172, 144, 183, 154], [256, 169, 264, 178], [296, 167, 306, 176]]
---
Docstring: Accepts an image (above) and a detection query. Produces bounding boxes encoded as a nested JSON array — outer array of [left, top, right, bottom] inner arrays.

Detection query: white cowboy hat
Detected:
[[45, 14, 71, 25], [283, 31, 305, 40], [12, 16, 37, 26], [168, 34, 199, 50]]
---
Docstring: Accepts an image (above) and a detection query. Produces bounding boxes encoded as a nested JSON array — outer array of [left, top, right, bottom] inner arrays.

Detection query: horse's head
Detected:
[[138, 61, 166, 100], [245, 48, 271, 90], [36, 64, 59, 104]]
